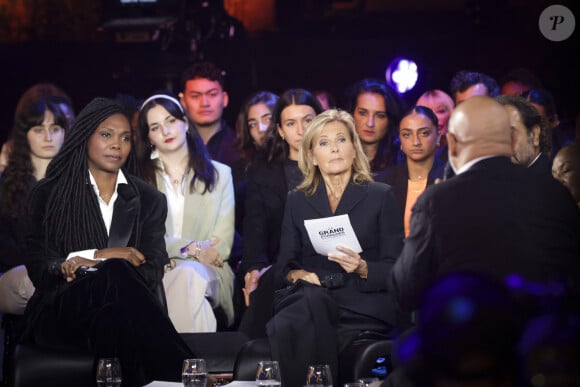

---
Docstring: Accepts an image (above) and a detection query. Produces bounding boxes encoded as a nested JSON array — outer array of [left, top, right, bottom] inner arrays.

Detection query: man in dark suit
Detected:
[[496, 94, 552, 174], [391, 96, 580, 314]]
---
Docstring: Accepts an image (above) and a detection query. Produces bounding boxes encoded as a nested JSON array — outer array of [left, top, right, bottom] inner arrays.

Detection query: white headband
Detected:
[[140, 94, 185, 115]]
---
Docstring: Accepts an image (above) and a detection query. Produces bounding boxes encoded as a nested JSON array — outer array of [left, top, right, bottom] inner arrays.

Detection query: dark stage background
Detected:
[[0, 0, 578, 143]]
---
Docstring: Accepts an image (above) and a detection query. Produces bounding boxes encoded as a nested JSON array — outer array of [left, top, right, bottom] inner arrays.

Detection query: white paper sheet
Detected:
[[304, 214, 362, 256]]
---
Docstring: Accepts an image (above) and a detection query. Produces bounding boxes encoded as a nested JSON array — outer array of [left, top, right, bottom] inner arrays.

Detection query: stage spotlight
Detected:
[[386, 57, 418, 94]]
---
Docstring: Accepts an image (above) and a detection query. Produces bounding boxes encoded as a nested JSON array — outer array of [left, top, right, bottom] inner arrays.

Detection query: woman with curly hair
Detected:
[[0, 97, 66, 315]]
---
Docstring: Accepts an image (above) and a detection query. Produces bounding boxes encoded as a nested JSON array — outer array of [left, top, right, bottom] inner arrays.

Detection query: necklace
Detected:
[[409, 175, 427, 181]]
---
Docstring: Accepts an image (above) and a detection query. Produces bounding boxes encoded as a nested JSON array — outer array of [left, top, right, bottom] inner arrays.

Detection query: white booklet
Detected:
[[304, 214, 362, 256]]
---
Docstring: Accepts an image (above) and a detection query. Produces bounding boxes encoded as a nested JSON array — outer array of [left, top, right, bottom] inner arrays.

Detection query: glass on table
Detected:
[[182, 358, 208, 387], [357, 377, 380, 386], [96, 357, 122, 387], [305, 364, 332, 387], [255, 360, 282, 386]]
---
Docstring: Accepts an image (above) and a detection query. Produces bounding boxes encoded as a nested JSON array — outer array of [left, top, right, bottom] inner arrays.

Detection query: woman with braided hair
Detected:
[[21, 97, 193, 386]]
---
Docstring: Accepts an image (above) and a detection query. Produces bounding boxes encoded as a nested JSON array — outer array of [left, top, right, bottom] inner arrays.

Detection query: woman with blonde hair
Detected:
[[269, 109, 404, 387]]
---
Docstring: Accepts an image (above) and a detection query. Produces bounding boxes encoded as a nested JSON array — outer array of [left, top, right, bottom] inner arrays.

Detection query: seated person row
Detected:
[[137, 93, 236, 332]]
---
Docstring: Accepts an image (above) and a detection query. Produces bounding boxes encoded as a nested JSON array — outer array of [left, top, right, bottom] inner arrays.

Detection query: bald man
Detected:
[[391, 96, 580, 315]]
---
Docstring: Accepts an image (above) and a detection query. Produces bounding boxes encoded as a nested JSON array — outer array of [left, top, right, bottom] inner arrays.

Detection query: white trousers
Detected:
[[0, 265, 35, 315], [162, 260, 220, 333]]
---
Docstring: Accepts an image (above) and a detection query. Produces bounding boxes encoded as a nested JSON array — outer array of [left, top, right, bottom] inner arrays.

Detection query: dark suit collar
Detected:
[[528, 152, 552, 175], [108, 179, 139, 248], [465, 155, 512, 173], [307, 179, 368, 217]]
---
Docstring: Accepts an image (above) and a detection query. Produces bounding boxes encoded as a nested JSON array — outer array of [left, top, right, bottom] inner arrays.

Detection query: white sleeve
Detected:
[[66, 249, 98, 260]]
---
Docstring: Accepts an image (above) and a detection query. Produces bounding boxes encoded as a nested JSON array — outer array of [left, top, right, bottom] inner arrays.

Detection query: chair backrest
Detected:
[[232, 338, 272, 381], [154, 281, 168, 314]]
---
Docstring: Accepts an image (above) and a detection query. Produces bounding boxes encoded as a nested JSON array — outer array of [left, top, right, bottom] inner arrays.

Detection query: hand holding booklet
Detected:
[[304, 214, 362, 256]]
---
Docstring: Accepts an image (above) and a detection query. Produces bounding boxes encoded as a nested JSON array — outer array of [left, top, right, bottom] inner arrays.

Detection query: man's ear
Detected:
[[178, 92, 185, 107], [223, 91, 229, 108], [531, 125, 541, 148], [446, 132, 457, 157]]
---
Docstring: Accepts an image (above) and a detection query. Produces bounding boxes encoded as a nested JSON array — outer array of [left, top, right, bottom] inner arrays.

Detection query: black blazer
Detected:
[[24, 174, 169, 298], [240, 158, 291, 274], [274, 180, 404, 325], [391, 156, 580, 312], [528, 152, 552, 176], [378, 158, 445, 219]]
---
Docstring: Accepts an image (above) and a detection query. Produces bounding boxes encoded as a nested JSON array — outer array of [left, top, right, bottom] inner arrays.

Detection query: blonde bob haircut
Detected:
[[297, 109, 373, 196]]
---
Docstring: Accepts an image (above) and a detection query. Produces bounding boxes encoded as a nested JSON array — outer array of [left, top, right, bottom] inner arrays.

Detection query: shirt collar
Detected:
[[88, 169, 128, 190], [527, 152, 542, 167]]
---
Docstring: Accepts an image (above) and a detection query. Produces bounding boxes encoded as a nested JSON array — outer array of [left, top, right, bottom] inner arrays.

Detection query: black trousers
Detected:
[[238, 267, 275, 339], [22, 259, 194, 387], [266, 281, 391, 387]]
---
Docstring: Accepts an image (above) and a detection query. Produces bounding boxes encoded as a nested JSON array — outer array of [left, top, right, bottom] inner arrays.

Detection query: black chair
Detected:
[[232, 338, 272, 381], [338, 332, 394, 383], [232, 333, 395, 385], [1, 313, 24, 387]]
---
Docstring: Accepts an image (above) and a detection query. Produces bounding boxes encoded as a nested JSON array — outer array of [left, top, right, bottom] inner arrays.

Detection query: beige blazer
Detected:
[[156, 160, 236, 325]]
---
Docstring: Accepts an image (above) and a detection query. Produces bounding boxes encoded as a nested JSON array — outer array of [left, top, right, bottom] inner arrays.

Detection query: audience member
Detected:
[[234, 90, 279, 169], [21, 97, 193, 387], [269, 109, 404, 387], [232, 90, 279, 230], [552, 141, 580, 207], [496, 94, 551, 174], [0, 97, 67, 315], [416, 89, 454, 162], [230, 90, 279, 323], [238, 88, 323, 339], [523, 88, 575, 157], [345, 78, 405, 173], [137, 93, 236, 331], [499, 67, 543, 96], [391, 96, 580, 315], [0, 82, 75, 175], [179, 61, 240, 167], [449, 70, 500, 104], [379, 106, 444, 237]]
